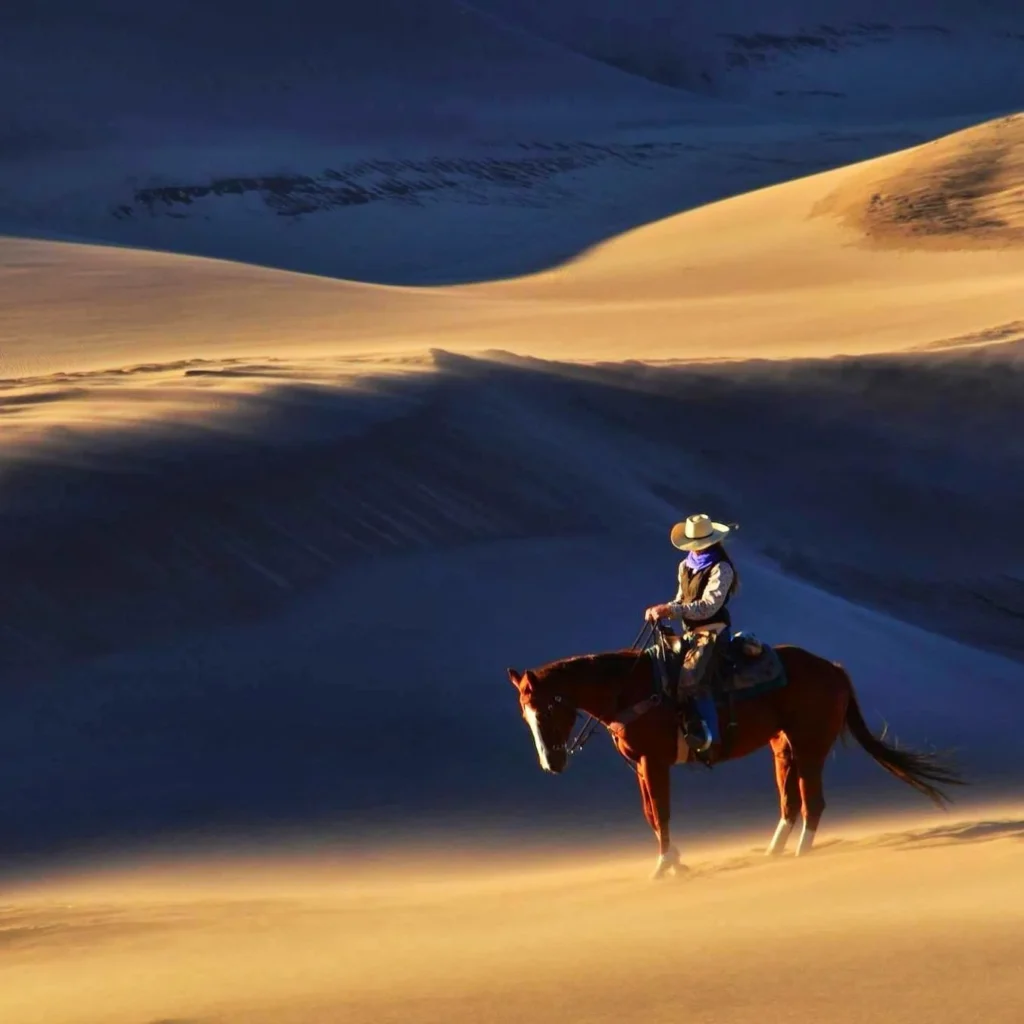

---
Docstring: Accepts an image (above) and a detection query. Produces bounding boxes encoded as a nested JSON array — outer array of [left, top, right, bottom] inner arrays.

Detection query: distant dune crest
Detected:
[[812, 113, 1024, 247]]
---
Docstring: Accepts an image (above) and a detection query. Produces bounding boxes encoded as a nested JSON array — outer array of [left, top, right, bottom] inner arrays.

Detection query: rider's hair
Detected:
[[713, 542, 740, 597]]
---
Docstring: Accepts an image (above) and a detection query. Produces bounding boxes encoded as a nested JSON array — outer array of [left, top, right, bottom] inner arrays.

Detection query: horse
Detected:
[[506, 638, 965, 879]]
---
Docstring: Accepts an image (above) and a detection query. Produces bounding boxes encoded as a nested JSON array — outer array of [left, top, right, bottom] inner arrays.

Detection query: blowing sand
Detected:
[[2, 809, 1021, 1024]]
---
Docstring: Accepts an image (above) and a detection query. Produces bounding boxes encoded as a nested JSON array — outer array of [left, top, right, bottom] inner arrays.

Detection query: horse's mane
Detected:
[[533, 650, 640, 685]]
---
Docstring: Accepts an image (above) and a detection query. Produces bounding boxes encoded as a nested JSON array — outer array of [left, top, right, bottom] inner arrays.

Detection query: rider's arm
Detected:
[[667, 561, 735, 623]]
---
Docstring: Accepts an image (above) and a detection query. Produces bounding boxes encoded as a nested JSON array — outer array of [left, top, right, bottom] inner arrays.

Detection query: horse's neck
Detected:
[[563, 653, 649, 721]]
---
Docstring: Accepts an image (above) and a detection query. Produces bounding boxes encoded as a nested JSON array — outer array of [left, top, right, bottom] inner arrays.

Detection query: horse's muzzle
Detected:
[[543, 747, 568, 774]]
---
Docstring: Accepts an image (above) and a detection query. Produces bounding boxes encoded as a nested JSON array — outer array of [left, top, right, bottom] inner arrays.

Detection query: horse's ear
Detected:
[[507, 667, 521, 687]]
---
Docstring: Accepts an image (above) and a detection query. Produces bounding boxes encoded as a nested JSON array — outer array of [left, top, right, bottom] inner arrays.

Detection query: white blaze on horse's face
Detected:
[[523, 699, 569, 773], [523, 704, 553, 771], [508, 667, 570, 774]]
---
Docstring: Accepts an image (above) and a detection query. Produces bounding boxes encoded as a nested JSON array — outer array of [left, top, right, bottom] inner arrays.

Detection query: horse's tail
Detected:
[[835, 662, 966, 808]]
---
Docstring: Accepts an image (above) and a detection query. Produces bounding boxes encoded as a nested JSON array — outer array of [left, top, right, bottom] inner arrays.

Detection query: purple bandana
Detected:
[[685, 545, 721, 573]]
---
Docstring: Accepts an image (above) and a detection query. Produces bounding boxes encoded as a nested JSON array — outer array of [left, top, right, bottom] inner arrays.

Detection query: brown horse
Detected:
[[506, 642, 965, 879]]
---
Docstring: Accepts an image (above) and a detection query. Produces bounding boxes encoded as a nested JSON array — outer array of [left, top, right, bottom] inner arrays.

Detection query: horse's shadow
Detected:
[[684, 818, 1024, 879], [866, 818, 1024, 850], [779, 817, 1024, 861]]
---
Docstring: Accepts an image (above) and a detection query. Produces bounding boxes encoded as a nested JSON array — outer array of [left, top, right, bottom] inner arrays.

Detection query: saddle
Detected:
[[647, 629, 787, 704], [646, 628, 787, 767]]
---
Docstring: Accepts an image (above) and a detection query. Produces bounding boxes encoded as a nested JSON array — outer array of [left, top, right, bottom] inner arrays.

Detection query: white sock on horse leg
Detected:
[[767, 818, 795, 855], [796, 822, 816, 856]]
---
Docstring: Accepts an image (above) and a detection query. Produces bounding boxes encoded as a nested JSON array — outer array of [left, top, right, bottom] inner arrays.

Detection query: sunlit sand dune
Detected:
[[0, 238, 465, 380], [475, 113, 1024, 360], [2, 809, 1021, 1024], [813, 112, 1024, 248], [3, 113, 1024, 386]]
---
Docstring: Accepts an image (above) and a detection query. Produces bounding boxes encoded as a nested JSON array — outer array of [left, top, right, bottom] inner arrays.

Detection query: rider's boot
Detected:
[[680, 697, 712, 754]]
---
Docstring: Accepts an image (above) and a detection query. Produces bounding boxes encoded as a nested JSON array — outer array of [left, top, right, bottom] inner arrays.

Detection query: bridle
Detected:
[[564, 618, 665, 759]]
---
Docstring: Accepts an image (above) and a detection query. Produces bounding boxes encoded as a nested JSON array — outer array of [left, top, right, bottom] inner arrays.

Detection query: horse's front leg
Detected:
[[639, 755, 682, 880], [637, 764, 656, 835]]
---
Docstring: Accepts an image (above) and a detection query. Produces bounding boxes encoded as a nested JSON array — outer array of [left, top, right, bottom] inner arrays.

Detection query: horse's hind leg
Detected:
[[766, 733, 801, 855], [760, 652, 861, 858], [782, 660, 849, 856], [788, 733, 835, 855], [795, 758, 828, 855]]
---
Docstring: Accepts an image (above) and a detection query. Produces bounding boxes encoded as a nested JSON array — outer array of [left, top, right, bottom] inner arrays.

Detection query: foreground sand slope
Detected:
[[3, 114, 1023, 381], [1, 811, 1021, 1024]]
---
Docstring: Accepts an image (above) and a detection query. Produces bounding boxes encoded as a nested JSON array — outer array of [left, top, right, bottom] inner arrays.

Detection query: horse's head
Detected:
[[507, 666, 575, 774]]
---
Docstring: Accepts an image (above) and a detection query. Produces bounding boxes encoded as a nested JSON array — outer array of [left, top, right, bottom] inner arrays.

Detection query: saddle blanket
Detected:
[[647, 633, 788, 763], [646, 631, 788, 702]]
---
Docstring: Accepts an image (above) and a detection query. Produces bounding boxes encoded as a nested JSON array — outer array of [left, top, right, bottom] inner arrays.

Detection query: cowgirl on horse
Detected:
[[505, 510, 963, 877], [644, 514, 739, 754]]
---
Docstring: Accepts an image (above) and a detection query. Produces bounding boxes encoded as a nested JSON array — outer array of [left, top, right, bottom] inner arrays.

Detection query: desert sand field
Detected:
[[2, 808, 1021, 1024], [1, 28, 1022, 1017]]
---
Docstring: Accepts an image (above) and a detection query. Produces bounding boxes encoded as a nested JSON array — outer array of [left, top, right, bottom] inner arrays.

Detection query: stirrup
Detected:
[[683, 719, 712, 754], [686, 732, 712, 754]]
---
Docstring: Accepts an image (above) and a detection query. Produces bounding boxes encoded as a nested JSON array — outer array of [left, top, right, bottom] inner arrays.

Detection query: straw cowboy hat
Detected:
[[669, 513, 735, 551]]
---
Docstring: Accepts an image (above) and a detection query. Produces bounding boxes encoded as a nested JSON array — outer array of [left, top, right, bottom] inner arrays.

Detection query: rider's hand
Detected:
[[645, 603, 672, 623]]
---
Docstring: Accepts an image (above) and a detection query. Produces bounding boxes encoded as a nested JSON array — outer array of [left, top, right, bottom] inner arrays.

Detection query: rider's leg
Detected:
[[677, 629, 718, 751]]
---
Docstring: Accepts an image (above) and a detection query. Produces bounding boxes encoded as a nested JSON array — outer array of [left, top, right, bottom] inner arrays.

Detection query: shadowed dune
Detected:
[[0, 344, 1021, 678], [5, 3, 1024, 284]]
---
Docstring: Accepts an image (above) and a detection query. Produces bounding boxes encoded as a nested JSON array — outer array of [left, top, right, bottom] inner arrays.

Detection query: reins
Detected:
[[565, 619, 659, 759]]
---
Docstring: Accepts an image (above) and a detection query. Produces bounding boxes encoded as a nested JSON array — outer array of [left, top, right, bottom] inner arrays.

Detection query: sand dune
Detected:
[[476, 0, 1024, 113], [813, 111, 1024, 247], [472, 113, 1024, 360], [0, 237, 464, 380], [1, 115, 1022, 678], [2, 66, 1023, 1024], [4, 115, 1024, 385], [0, 0, 689, 154], [1, 809, 1021, 1024]]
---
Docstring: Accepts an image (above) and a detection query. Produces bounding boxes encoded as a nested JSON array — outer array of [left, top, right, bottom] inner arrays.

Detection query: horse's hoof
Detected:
[[650, 847, 685, 881]]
